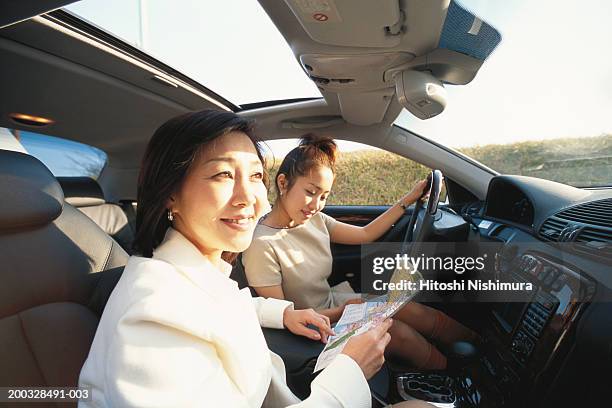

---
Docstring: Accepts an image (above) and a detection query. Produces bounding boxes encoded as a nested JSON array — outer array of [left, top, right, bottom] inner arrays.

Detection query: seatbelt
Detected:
[[120, 200, 138, 236]]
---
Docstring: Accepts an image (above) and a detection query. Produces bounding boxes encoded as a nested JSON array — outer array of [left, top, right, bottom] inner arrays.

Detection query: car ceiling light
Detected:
[[9, 113, 55, 127]]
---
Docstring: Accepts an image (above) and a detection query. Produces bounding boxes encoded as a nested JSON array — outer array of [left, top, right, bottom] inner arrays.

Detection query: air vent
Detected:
[[555, 198, 612, 229], [574, 226, 612, 261], [539, 217, 569, 242], [539, 199, 612, 262], [576, 226, 612, 244]]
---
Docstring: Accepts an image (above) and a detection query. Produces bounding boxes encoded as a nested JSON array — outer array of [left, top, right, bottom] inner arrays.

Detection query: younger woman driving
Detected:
[[243, 135, 477, 370]]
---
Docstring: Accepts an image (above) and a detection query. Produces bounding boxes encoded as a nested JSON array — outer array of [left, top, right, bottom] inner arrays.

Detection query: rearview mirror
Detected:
[[394, 70, 447, 119]]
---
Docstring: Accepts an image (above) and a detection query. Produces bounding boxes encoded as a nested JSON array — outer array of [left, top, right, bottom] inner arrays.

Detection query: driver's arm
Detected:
[[329, 179, 429, 245]]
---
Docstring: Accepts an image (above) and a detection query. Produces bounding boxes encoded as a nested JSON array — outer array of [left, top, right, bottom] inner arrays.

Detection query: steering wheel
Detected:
[[401, 169, 444, 256]]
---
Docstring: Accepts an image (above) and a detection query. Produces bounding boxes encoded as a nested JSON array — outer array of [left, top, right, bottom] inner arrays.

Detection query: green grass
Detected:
[[459, 134, 612, 187], [265, 134, 612, 205]]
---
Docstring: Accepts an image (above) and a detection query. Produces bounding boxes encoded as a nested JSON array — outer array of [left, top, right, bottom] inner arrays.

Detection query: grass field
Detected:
[[460, 134, 612, 188], [265, 134, 612, 206]]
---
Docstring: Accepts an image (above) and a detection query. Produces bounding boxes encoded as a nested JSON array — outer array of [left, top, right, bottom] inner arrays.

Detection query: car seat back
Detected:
[[58, 176, 135, 253], [0, 151, 128, 397]]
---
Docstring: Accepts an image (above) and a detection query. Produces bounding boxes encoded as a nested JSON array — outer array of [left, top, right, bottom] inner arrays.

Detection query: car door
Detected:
[[316, 145, 432, 292], [322, 204, 418, 292]]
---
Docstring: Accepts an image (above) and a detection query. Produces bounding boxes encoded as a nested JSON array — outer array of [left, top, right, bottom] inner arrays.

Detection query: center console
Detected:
[[391, 251, 596, 407], [397, 373, 459, 407]]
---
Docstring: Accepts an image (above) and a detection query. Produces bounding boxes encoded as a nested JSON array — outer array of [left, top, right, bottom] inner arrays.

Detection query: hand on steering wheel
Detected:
[[400, 179, 430, 205]]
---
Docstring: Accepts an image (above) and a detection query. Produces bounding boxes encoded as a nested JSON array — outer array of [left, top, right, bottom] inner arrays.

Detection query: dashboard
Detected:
[[484, 179, 534, 227], [266, 175, 611, 407], [453, 175, 612, 407]]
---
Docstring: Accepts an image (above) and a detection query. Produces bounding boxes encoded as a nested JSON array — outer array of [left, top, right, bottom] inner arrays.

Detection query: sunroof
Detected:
[[65, 0, 321, 106]]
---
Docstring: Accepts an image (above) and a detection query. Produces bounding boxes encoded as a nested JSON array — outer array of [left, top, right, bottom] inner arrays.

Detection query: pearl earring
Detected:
[[167, 209, 174, 222]]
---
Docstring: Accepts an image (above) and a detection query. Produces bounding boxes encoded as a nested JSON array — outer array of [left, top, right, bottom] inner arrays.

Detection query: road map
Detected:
[[314, 264, 424, 372]]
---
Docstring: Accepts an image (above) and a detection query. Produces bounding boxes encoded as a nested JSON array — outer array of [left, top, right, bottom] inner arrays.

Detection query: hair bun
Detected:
[[298, 133, 338, 166]]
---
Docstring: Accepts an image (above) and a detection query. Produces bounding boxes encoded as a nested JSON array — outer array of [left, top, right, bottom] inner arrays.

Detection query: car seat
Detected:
[[0, 151, 128, 406], [57, 176, 135, 254]]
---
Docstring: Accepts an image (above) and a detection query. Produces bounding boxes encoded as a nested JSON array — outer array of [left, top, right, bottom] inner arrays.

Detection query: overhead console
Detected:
[[268, 0, 502, 125], [299, 52, 407, 125], [283, 0, 405, 48]]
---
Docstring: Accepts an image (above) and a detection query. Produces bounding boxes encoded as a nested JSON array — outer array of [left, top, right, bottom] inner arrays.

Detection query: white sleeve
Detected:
[[288, 354, 371, 408], [105, 299, 369, 408], [104, 310, 251, 407], [250, 294, 294, 329], [250, 296, 371, 407]]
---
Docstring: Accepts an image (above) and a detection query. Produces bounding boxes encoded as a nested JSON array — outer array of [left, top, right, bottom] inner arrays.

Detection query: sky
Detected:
[[401, 0, 612, 147], [18, 131, 107, 177], [66, 0, 612, 155]]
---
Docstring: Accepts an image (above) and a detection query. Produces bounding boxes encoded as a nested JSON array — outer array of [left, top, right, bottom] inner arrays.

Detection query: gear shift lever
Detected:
[[396, 341, 479, 407], [447, 341, 478, 379]]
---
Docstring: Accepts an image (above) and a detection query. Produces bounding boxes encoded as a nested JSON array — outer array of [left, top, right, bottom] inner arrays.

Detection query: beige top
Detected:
[[243, 212, 358, 310]]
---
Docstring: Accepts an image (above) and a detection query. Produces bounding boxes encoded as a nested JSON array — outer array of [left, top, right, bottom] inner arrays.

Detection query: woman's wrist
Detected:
[[282, 304, 294, 326], [397, 195, 413, 209]]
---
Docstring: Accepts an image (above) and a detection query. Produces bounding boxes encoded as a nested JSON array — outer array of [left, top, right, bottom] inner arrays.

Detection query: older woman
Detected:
[[78, 110, 430, 407]]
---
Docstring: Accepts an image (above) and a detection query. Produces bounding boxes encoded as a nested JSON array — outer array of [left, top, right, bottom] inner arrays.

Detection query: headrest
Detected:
[[0, 150, 64, 230], [57, 177, 106, 207]]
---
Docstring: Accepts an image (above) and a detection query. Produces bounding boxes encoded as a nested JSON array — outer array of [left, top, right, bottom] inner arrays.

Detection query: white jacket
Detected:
[[78, 228, 371, 407]]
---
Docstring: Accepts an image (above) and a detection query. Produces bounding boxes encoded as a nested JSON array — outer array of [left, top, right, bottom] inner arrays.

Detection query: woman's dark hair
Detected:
[[133, 109, 266, 259], [274, 133, 338, 198]]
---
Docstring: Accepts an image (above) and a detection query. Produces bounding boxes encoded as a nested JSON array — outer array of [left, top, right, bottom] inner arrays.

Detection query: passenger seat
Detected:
[[0, 151, 128, 404], [58, 177, 135, 254]]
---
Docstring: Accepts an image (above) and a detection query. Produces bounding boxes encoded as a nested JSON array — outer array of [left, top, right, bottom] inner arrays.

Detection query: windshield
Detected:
[[66, 0, 611, 187], [65, 0, 321, 105], [395, 0, 612, 188]]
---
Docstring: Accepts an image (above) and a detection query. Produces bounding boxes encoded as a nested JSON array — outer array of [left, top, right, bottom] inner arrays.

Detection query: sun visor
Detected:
[[283, 0, 502, 125], [438, 1, 501, 61], [283, 0, 403, 48], [382, 1, 501, 86]]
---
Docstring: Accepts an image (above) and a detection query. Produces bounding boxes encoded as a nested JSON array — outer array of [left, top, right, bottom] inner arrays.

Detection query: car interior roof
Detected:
[[0, 0, 496, 201], [0, 15, 227, 163]]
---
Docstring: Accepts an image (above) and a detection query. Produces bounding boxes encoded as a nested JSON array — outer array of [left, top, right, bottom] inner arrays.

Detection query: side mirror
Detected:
[[394, 70, 447, 119]]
